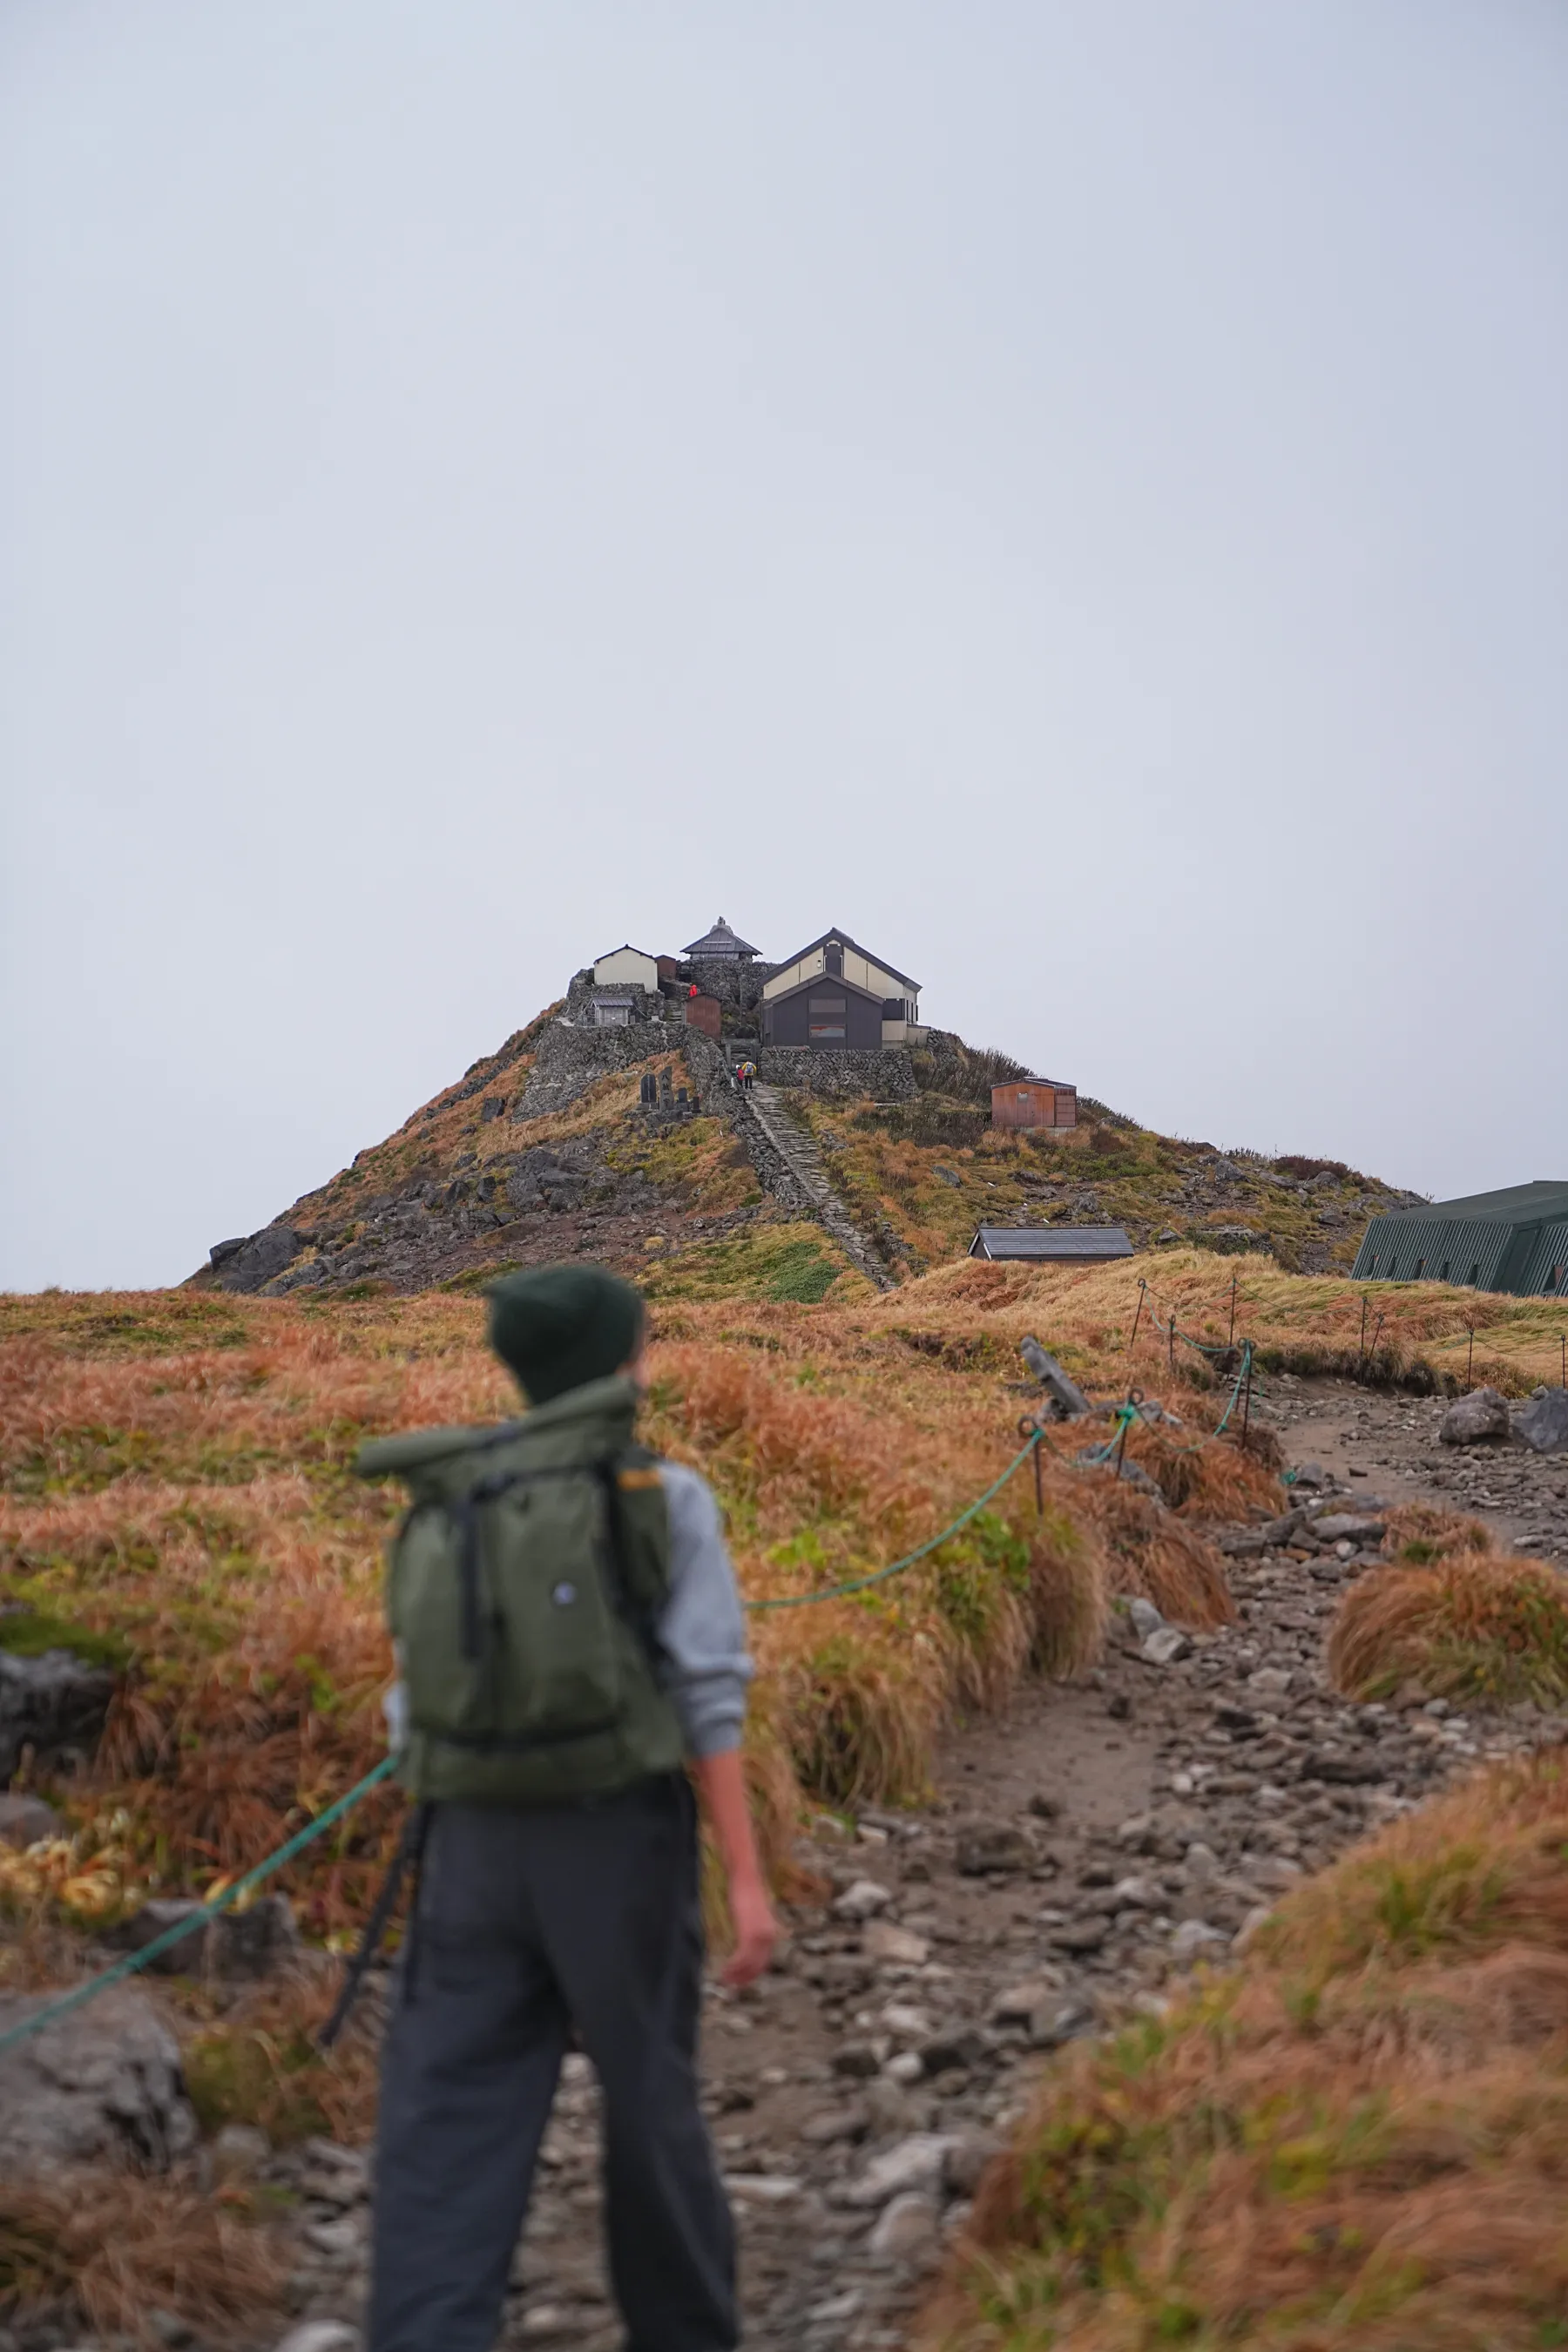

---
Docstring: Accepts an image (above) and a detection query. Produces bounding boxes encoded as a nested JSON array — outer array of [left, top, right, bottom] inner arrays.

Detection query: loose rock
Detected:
[[1439, 1388, 1511, 1445], [1515, 1389, 1568, 1455]]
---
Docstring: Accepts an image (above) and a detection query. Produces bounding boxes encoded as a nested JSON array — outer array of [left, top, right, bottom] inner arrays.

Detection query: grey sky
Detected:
[[3, 3, 1565, 1293]]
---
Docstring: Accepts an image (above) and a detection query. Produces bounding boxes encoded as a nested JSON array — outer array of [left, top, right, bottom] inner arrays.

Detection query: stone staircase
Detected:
[[742, 1084, 896, 1291]]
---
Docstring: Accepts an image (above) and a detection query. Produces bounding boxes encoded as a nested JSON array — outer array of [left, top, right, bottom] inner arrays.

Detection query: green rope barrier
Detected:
[[0, 1754, 399, 2060], [746, 1429, 1045, 1612]]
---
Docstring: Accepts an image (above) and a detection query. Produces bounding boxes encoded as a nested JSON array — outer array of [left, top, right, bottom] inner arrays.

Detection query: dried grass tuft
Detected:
[[0, 2169, 283, 2343], [1328, 1554, 1568, 1707], [1070, 1472, 1235, 1631], [1381, 1499, 1496, 1565]]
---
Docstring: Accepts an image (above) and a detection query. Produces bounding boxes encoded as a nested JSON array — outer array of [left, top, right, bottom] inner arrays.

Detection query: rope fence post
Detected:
[[1227, 1273, 1238, 1351], [1241, 1343, 1254, 1443], [1168, 1315, 1177, 1376], [1129, 1280, 1146, 1350], [1466, 1326, 1475, 1392]]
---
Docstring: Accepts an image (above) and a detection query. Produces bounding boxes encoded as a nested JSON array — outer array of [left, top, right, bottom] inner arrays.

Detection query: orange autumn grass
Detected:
[[921, 1743, 1568, 2352], [0, 1281, 1267, 1945]]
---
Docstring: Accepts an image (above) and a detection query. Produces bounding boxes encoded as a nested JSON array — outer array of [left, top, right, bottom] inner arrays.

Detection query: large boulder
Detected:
[[1514, 1389, 1568, 1456], [0, 1649, 114, 1784], [1439, 1387, 1512, 1446], [0, 1986, 197, 2173]]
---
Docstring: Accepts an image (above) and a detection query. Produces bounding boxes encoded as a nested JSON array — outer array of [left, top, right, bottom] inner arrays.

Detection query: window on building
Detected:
[[808, 994, 847, 1039], [1470, 1263, 1481, 1285]]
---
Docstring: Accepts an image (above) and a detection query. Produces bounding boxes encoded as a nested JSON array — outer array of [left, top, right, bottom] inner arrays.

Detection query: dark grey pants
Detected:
[[368, 1774, 738, 2352]]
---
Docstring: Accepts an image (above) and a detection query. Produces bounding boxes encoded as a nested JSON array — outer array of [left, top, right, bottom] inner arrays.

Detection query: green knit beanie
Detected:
[[486, 1264, 645, 1405]]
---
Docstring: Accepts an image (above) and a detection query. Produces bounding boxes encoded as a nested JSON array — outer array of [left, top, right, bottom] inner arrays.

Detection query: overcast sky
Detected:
[[3, 3, 1565, 1293]]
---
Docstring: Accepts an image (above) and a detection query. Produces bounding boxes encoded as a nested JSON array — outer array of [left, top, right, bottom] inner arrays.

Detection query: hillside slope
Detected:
[[191, 1009, 1420, 1303]]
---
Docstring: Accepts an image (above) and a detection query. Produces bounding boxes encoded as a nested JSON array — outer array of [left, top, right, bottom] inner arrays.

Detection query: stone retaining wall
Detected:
[[517, 1016, 686, 1119], [756, 1046, 917, 1100]]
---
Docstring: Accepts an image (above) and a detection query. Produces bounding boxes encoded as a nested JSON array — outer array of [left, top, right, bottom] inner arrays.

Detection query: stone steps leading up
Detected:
[[744, 1085, 896, 1291]]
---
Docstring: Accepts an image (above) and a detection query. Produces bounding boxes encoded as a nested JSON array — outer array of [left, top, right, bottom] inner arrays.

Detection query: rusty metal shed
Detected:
[[991, 1078, 1078, 1132]]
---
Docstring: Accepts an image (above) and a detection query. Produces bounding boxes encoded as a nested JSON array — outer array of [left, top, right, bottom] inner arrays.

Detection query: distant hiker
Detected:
[[737, 1060, 756, 1092], [358, 1264, 775, 2352]]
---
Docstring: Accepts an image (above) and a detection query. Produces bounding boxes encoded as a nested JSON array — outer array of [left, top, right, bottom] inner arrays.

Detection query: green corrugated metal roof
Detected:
[[1376, 1179, 1568, 1224], [1353, 1180, 1568, 1295]]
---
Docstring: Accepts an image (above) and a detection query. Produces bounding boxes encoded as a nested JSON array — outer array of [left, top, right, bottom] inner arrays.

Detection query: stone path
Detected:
[[250, 1375, 1568, 2352], [740, 1086, 896, 1291]]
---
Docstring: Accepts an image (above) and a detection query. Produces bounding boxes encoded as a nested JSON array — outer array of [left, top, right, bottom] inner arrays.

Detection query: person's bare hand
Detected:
[[723, 1875, 781, 1989]]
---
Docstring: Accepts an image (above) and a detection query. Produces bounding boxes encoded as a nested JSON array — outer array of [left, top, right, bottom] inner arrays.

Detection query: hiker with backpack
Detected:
[[357, 1265, 776, 2352]]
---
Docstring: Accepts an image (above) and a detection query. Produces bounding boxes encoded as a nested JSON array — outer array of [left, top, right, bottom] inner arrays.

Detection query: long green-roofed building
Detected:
[[1352, 1180, 1568, 1296]]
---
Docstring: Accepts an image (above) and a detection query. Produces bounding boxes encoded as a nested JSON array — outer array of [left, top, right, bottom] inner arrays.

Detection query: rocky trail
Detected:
[[7, 1375, 1567, 2352], [180, 1379, 1564, 2352]]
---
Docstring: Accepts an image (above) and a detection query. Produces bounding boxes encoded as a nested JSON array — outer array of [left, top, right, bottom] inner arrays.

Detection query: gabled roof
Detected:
[[772, 927, 921, 991], [766, 964, 887, 1006], [593, 943, 659, 963], [1373, 1180, 1568, 1225], [683, 916, 760, 959], [969, 1227, 1133, 1261]]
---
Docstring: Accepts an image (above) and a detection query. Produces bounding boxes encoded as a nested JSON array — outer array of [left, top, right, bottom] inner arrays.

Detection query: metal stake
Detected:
[[1130, 1280, 1146, 1350], [1227, 1274, 1237, 1350], [1466, 1327, 1475, 1392], [1241, 1347, 1253, 1443], [1168, 1315, 1177, 1375]]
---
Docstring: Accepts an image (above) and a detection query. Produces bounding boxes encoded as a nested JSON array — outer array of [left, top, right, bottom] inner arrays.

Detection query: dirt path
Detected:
[[253, 1377, 1568, 2352]]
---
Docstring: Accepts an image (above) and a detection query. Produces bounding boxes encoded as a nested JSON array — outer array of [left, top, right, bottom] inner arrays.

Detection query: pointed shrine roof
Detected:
[[682, 916, 760, 960]]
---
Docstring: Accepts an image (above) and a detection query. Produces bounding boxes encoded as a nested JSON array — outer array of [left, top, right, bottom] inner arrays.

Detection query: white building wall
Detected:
[[593, 947, 659, 990]]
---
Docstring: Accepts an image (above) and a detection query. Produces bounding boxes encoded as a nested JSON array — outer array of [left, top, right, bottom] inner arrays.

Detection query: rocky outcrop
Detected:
[[209, 1224, 306, 1292], [0, 1649, 115, 1784], [0, 1986, 196, 2173]]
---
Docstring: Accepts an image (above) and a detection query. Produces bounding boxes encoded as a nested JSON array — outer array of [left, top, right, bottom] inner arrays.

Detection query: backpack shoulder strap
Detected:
[[593, 1453, 668, 1670]]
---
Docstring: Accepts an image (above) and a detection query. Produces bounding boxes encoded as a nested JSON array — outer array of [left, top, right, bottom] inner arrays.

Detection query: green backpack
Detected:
[[355, 1375, 686, 1805]]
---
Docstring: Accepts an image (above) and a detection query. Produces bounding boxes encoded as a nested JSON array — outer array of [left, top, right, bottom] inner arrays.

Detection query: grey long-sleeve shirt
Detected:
[[654, 1463, 754, 1758]]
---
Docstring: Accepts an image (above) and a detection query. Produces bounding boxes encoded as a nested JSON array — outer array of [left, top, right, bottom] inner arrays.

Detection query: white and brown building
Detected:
[[760, 928, 923, 1051]]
